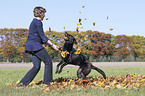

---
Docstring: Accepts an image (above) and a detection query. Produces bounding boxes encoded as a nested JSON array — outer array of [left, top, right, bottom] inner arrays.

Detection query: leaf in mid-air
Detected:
[[93, 22, 95, 26], [110, 28, 113, 31]]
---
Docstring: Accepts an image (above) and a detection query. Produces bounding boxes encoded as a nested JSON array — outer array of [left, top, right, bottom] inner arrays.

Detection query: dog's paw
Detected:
[[55, 71, 58, 74], [58, 71, 61, 74]]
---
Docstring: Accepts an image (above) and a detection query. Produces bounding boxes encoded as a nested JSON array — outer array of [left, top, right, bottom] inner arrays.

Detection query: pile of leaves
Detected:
[[7, 74, 145, 93]]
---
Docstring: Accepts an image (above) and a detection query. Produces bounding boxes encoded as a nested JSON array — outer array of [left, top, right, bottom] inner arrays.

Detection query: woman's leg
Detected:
[[17, 54, 41, 86], [35, 48, 53, 85]]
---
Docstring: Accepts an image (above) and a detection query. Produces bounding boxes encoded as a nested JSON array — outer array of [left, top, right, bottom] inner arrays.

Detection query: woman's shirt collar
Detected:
[[34, 17, 42, 21]]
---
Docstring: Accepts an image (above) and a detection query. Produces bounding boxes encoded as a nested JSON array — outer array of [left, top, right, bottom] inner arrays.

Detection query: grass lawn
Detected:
[[0, 67, 145, 96]]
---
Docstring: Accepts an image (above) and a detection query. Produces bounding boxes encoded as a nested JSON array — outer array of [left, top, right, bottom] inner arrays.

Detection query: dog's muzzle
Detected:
[[63, 37, 68, 40]]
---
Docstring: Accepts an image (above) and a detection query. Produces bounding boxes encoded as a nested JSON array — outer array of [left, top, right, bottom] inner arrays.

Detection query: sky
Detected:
[[1, 0, 145, 36]]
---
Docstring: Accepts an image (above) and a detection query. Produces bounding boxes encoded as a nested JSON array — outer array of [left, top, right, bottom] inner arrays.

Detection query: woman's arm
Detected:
[[46, 40, 60, 51]]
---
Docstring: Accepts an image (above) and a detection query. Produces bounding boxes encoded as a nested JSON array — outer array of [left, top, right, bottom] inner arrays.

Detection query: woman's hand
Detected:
[[52, 44, 60, 51], [46, 40, 60, 52], [42, 44, 45, 47]]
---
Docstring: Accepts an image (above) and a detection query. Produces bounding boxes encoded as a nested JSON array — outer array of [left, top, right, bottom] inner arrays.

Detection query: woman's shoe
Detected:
[[17, 82, 24, 87]]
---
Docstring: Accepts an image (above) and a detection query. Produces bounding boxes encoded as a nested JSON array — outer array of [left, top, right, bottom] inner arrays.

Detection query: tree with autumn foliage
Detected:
[[0, 28, 28, 62], [87, 30, 116, 60], [131, 35, 145, 61], [114, 35, 132, 61], [0, 28, 18, 62], [14, 29, 28, 62]]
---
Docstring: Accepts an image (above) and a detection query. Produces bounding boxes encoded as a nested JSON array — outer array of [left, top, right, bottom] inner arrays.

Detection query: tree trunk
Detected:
[[7, 57, 9, 63]]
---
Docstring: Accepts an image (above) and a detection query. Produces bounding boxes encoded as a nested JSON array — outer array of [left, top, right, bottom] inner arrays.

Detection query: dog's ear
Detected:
[[74, 38, 77, 44]]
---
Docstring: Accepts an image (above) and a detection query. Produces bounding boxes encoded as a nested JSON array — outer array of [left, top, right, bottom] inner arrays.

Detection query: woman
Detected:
[[17, 6, 59, 86]]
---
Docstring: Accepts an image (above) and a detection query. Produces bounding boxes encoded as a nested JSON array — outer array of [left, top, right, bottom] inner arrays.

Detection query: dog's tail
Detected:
[[91, 64, 106, 79]]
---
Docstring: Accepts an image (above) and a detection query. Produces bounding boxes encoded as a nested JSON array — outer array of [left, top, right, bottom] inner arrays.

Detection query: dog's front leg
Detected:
[[55, 61, 63, 73], [58, 62, 68, 74]]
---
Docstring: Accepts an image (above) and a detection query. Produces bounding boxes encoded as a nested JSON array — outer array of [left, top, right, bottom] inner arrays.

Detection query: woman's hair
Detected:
[[33, 7, 46, 17]]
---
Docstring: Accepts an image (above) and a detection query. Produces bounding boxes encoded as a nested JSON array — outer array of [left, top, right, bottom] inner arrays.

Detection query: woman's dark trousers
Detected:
[[18, 48, 52, 86]]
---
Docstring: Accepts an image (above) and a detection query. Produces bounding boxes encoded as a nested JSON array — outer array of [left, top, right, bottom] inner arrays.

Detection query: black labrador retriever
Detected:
[[56, 32, 106, 79]]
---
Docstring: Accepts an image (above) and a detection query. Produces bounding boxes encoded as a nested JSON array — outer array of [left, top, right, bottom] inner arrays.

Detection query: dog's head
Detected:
[[64, 32, 77, 44]]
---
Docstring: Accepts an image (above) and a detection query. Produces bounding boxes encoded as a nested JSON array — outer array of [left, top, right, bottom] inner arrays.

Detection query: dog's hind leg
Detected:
[[82, 64, 91, 78], [58, 62, 68, 74], [91, 65, 106, 79], [77, 68, 86, 79]]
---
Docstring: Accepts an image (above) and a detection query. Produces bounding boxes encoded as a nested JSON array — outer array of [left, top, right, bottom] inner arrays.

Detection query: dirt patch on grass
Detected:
[[0, 62, 145, 69]]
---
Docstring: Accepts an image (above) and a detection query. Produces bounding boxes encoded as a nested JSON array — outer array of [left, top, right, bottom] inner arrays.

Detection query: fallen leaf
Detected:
[[16, 80, 20, 85], [43, 87, 50, 93], [128, 85, 133, 89], [29, 81, 35, 85]]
